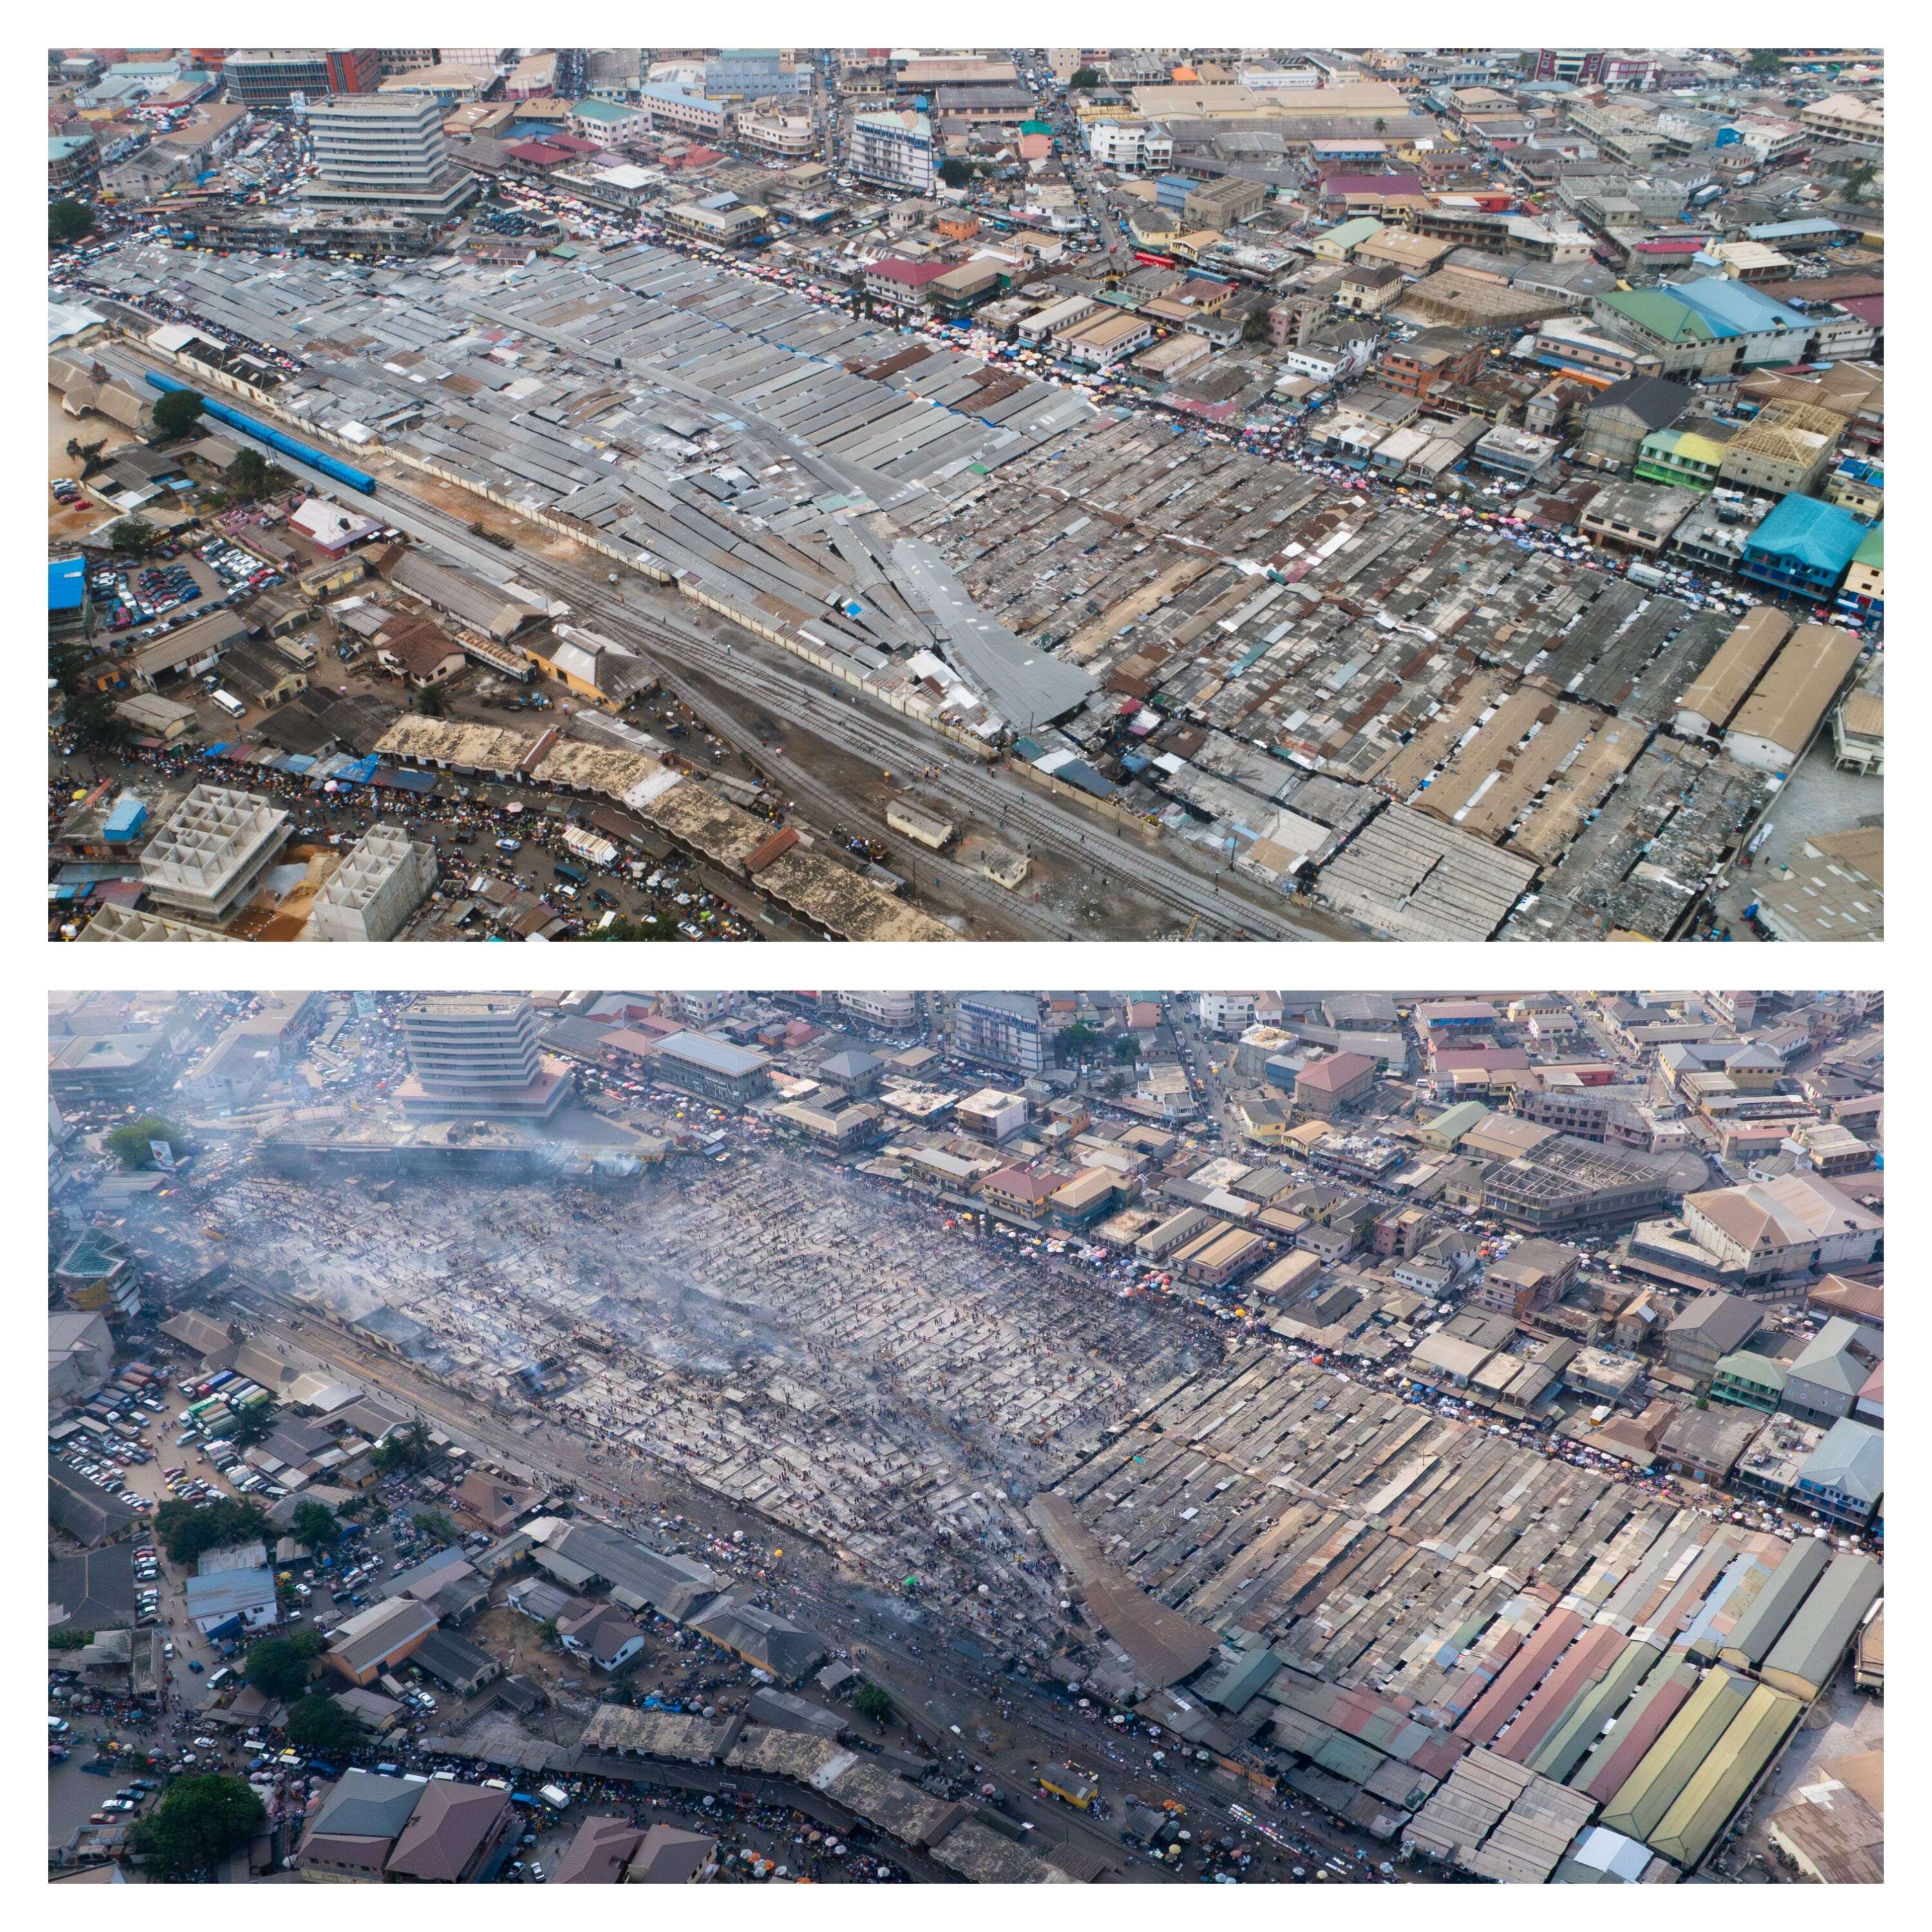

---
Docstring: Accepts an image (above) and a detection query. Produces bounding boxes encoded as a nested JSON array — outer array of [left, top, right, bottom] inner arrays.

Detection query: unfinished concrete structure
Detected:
[[306, 825, 437, 943], [136, 783, 292, 923]]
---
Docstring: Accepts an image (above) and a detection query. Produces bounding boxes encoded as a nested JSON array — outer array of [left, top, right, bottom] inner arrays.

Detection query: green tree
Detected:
[[285, 1692, 367, 1757], [154, 1496, 269, 1566], [50, 197, 95, 245], [1054, 1021, 1103, 1068], [1745, 49, 1785, 79], [371, 1419, 433, 1474], [1111, 1034, 1139, 1064], [151, 388, 206, 439], [106, 1115, 185, 1170], [291, 1501, 340, 1551], [227, 1400, 279, 1450], [49, 635, 119, 746], [1844, 160, 1877, 204], [938, 156, 974, 190], [412, 1510, 458, 1543], [242, 1629, 323, 1701], [1373, 117, 1388, 135], [412, 682, 448, 717], [108, 516, 160, 556], [537, 1618, 560, 1643], [851, 1681, 893, 1723], [130, 1775, 264, 1880], [224, 448, 295, 504], [1070, 67, 1099, 90], [585, 914, 680, 941]]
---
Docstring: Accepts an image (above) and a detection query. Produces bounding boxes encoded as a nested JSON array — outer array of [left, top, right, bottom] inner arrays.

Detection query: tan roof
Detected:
[[1728, 623, 1864, 756], [1676, 607, 1790, 729]]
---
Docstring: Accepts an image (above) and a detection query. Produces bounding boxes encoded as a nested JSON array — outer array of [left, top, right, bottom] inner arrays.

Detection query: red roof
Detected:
[[545, 133, 600, 153], [1297, 1050, 1376, 1092], [1433, 1046, 1531, 1074], [867, 256, 951, 287], [744, 826, 800, 874], [1321, 171, 1424, 198], [985, 1166, 1068, 1202], [505, 140, 570, 164]]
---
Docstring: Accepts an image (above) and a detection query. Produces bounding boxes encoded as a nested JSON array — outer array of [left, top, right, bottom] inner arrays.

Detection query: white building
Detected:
[[137, 784, 292, 925], [1197, 992, 1258, 1036], [851, 108, 934, 194], [301, 91, 478, 218], [1085, 118, 1172, 170], [306, 826, 436, 943]]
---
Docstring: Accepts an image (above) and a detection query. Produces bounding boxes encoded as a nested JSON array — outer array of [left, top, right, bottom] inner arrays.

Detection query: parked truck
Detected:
[[564, 826, 620, 868]]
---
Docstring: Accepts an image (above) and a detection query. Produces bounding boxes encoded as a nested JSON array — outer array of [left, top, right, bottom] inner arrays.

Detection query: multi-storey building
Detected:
[[399, 994, 570, 1119], [302, 91, 479, 218], [952, 992, 1045, 1077], [850, 108, 934, 193], [226, 48, 378, 108]]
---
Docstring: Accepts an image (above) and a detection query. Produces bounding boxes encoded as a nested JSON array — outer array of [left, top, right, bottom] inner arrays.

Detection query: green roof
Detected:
[[1646, 1684, 1801, 1869], [1713, 1349, 1786, 1392], [1854, 521, 1883, 567], [1321, 215, 1385, 249], [1598, 1667, 1754, 1842], [1598, 289, 1718, 343]]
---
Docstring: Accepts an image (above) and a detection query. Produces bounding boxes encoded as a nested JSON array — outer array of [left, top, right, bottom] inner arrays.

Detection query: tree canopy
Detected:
[[131, 1775, 265, 1880], [291, 1501, 340, 1551], [224, 447, 295, 504], [285, 1692, 367, 1756], [50, 198, 95, 244], [1070, 67, 1100, 89], [107, 517, 160, 556], [371, 1419, 434, 1473], [50, 636, 118, 746], [585, 913, 679, 941], [105, 1115, 185, 1170], [155, 1496, 269, 1566], [242, 1630, 323, 1701], [851, 1680, 893, 1723], [151, 388, 206, 439]]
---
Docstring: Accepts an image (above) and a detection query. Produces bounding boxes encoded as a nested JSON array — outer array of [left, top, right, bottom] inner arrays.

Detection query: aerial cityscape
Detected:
[[51, 987, 1882, 1883], [47, 45, 1882, 942]]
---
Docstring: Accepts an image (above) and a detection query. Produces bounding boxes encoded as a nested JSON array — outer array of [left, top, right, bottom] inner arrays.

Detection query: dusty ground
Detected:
[[383, 462, 592, 565], [227, 845, 343, 940]]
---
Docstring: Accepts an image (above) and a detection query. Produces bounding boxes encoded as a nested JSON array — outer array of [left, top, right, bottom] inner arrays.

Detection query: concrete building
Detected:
[[307, 826, 436, 943], [652, 1032, 772, 1108], [850, 108, 934, 194], [226, 49, 379, 108], [1294, 1051, 1378, 1119], [399, 994, 571, 1120], [1474, 1238, 1582, 1318], [1781, 1319, 1883, 1426], [137, 784, 292, 925], [303, 92, 480, 218], [953, 991, 1046, 1075]]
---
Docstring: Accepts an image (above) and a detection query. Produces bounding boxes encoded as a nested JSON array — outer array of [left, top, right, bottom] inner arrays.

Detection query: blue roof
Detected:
[[49, 558, 86, 612], [1746, 495, 1868, 574], [1667, 275, 1809, 336], [659, 1030, 768, 1077], [1745, 218, 1844, 241], [103, 797, 148, 842]]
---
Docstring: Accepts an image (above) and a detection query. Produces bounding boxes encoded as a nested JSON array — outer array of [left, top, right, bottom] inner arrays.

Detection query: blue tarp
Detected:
[[336, 755, 381, 784], [374, 766, 437, 793], [49, 558, 86, 612]]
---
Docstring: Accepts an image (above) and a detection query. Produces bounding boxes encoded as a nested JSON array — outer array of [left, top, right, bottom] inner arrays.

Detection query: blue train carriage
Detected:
[[143, 370, 377, 495]]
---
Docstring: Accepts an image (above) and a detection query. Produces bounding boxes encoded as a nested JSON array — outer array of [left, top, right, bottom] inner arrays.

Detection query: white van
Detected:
[[210, 689, 247, 719]]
